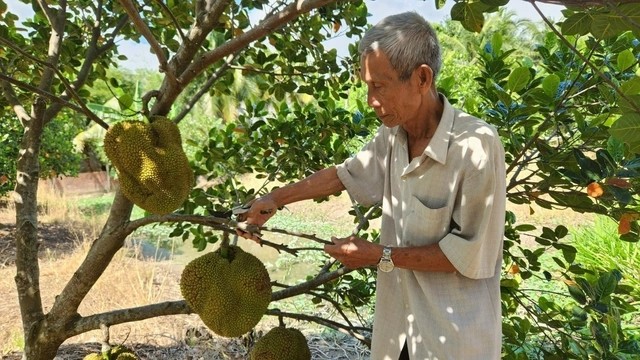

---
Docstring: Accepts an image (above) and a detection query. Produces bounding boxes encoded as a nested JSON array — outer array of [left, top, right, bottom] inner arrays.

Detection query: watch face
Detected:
[[378, 260, 394, 273]]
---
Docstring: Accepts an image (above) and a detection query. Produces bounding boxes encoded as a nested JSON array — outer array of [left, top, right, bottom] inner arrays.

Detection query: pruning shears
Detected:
[[231, 203, 274, 217]]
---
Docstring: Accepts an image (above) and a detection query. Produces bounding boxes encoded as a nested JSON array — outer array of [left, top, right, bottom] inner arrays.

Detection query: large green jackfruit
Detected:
[[180, 245, 272, 338], [104, 117, 193, 215], [249, 326, 311, 360]]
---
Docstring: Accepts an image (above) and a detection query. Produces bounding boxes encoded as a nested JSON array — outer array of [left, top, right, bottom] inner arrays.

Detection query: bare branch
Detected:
[[0, 73, 91, 117], [272, 266, 354, 301], [152, 0, 187, 42], [265, 309, 371, 346], [173, 53, 237, 124], [0, 38, 109, 129], [37, 0, 66, 96], [117, 0, 177, 86], [259, 226, 333, 245], [70, 301, 191, 337], [0, 76, 30, 124], [35, 0, 57, 26]]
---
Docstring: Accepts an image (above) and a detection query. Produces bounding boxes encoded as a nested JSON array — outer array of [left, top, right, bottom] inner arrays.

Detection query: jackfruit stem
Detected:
[[219, 232, 232, 259]]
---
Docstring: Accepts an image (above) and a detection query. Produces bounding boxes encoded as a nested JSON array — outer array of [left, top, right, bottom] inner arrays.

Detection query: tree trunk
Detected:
[[13, 103, 66, 360]]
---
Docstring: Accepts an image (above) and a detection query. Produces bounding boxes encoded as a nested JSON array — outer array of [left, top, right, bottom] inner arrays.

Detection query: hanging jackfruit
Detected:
[[180, 245, 272, 338], [249, 326, 311, 360], [104, 117, 193, 215]]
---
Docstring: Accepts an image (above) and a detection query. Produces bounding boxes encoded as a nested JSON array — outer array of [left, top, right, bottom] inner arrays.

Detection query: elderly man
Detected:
[[239, 11, 506, 360]]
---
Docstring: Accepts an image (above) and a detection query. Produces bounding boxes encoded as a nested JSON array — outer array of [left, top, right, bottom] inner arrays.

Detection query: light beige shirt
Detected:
[[336, 96, 506, 360]]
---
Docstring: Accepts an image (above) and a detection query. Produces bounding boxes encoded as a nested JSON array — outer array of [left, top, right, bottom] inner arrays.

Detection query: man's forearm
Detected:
[[270, 166, 346, 207]]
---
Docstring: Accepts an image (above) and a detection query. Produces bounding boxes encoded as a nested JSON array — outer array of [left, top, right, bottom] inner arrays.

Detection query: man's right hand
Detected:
[[235, 196, 278, 243]]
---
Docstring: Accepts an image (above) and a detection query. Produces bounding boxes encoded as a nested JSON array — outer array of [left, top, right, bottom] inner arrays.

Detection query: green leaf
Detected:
[[617, 49, 636, 71], [480, 0, 508, 6], [451, 2, 485, 32], [595, 272, 618, 300], [555, 225, 568, 239], [434, 0, 447, 10], [117, 93, 134, 110], [573, 148, 604, 181], [515, 224, 536, 232], [591, 15, 630, 39], [491, 32, 503, 55], [542, 74, 560, 97], [590, 321, 611, 351], [561, 13, 592, 36], [507, 67, 531, 93], [568, 284, 587, 304], [620, 76, 640, 95], [618, 94, 640, 114], [609, 113, 640, 153]]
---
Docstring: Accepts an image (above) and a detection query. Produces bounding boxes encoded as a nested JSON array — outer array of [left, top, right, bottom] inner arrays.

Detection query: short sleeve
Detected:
[[439, 132, 506, 279], [336, 126, 390, 207]]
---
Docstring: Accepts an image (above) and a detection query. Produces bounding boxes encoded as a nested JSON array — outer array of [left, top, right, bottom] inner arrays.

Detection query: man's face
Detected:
[[360, 50, 421, 128]]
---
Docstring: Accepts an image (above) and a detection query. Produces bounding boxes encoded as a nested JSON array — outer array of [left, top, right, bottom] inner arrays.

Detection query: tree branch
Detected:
[[530, 0, 640, 114], [69, 301, 191, 337], [0, 74, 90, 118], [152, 0, 187, 43], [177, 0, 335, 97], [0, 38, 110, 129], [265, 309, 371, 347], [117, 0, 176, 86], [173, 53, 237, 124], [36, 0, 65, 97], [0, 74, 30, 124], [272, 266, 354, 301]]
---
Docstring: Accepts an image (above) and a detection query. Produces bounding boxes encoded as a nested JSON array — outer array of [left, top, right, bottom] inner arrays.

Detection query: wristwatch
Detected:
[[377, 246, 395, 273]]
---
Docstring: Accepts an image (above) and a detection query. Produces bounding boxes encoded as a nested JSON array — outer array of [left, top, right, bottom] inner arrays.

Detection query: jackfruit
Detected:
[[104, 117, 193, 215], [180, 245, 272, 337], [82, 345, 138, 360], [82, 354, 102, 360], [249, 326, 311, 360]]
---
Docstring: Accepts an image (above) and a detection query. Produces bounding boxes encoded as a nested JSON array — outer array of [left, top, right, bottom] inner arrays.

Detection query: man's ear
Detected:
[[416, 64, 434, 91]]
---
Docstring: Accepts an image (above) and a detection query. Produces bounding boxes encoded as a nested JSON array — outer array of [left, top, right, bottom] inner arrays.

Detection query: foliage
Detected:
[[572, 216, 640, 300], [0, 113, 83, 197], [449, 5, 640, 357]]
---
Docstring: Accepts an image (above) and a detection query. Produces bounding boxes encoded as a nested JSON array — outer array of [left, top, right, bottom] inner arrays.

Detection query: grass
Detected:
[[571, 216, 640, 297]]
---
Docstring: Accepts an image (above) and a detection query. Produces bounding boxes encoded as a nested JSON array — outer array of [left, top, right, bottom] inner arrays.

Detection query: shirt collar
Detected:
[[389, 94, 455, 165], [424, 94, 455, 165]]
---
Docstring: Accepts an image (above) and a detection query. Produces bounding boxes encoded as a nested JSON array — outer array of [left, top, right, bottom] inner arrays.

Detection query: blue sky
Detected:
[[5, 0, 564, 70]]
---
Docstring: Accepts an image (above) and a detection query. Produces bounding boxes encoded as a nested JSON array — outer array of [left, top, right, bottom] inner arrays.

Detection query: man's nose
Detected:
[[368, 93, 381, 108]]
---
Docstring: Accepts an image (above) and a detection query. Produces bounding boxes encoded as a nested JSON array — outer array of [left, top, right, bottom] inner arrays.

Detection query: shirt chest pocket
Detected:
[[402, 196, 453, 246]]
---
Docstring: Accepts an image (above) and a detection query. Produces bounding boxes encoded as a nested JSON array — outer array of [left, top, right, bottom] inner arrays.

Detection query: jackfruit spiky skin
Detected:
[[82, 354, 103, 360], [180, 245, 272, 338], [110, 345, 138, 360], [249, 327, 311, 360], [104, 117, 193, 215]]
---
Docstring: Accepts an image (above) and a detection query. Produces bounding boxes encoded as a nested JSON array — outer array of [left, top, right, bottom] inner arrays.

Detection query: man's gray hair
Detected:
[[358, 12, 441, 81]]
